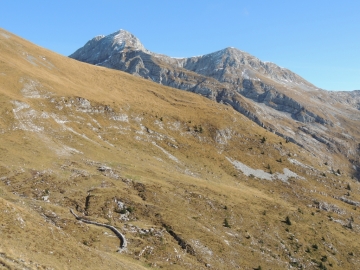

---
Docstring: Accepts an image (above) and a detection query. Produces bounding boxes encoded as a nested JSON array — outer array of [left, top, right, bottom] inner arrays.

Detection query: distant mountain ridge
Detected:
[[70, 30, 323, 125], [71, 30, 315, 90], [70, 29, 360, 176]]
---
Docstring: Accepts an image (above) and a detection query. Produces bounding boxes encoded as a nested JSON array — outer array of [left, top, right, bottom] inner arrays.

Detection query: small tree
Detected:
[[285, 216, 292, 225], [199, 125, 203, 133], [319, 262, 327, 270], [224, 218, 231, 228]]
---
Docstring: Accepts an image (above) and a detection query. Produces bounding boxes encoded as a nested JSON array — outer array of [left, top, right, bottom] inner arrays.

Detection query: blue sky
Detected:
[[1, 0, 359, 91]]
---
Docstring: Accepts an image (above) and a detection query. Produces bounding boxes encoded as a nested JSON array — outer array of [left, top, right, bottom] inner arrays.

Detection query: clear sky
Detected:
[[1, 0, 359, 91]]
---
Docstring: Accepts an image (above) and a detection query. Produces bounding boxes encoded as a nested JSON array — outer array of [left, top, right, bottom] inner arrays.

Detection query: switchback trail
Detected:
[[70, 209, 127, 252]]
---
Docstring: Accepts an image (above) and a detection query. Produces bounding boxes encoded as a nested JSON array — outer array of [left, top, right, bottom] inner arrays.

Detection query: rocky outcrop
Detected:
[[163, 224, 196, 256]]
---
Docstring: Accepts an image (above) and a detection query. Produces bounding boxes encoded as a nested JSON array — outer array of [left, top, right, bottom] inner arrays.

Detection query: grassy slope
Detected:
[[0, 28, 359, 269]]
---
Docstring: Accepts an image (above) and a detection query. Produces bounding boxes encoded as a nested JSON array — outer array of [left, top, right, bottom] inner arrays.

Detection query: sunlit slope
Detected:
[[0, 28, 360, 270]]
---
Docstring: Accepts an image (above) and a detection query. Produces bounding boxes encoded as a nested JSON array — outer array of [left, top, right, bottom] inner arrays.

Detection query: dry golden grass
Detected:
[[0, 28, 359, 269]]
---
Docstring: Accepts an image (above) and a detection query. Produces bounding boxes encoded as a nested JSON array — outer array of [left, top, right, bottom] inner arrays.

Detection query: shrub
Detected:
[[346, 183, 351, 190], [119, 209, 127, 214], [223, 218, 231, 228], [346, 221, 353, 230], [126, 206, 135, 213], [285, 216, 292, 225], [319, 262, 327, 270]]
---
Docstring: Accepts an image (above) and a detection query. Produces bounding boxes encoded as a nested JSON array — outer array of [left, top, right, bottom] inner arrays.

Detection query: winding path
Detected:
[[70, 209, 127, 252]]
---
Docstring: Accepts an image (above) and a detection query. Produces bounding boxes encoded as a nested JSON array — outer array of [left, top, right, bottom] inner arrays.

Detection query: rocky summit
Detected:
[[71, 29, 360, 179], [1, 27, 360, 270]]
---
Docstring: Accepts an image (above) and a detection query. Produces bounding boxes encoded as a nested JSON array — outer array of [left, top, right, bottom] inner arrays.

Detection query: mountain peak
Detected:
[[69, 29, 146, 64], [106, 29, 146, 51]]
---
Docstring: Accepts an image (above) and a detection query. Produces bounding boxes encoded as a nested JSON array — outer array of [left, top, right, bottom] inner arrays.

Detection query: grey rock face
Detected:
[[70, 30, 148, 65], [69, 30, 360, 173], [178, 47, 314, 87]]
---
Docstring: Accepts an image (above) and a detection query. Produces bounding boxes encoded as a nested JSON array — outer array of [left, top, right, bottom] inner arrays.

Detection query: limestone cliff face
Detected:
[[70, 30, 360, 170]]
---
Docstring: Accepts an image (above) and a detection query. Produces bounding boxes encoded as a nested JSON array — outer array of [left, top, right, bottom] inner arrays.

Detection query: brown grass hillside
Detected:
[[0, 28, 359, 270]]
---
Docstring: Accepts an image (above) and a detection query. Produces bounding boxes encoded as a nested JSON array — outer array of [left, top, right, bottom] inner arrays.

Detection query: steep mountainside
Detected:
[[1, 28, 360, 270], [70, 30, 360, 178]]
